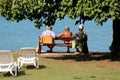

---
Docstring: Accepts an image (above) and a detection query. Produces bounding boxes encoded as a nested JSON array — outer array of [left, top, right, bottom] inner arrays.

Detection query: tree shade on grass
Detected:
[[0, 52, 120, 80]]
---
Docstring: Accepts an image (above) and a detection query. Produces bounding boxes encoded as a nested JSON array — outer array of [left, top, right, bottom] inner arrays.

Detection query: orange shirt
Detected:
[[58, 31, 72, 38], [57, 31, 72, 42], [63, 31, 72, 37]]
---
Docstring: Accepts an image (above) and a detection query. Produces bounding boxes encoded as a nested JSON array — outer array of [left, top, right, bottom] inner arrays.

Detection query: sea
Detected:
[[0, 17, 112, 52]]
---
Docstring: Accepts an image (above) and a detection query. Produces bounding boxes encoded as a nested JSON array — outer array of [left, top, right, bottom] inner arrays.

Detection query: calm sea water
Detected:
[[0, 17, 112, 52]]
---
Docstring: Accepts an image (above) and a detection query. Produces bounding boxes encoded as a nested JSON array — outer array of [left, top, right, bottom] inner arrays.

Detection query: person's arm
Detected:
[[72, 33, 78, 39], [57, 32, 64, 38], [51, 32, 56, 38]]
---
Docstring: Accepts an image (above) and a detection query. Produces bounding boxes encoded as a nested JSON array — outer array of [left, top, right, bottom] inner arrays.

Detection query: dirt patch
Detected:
[[12, 51, 120, 70], [39, 52, 120, 70]]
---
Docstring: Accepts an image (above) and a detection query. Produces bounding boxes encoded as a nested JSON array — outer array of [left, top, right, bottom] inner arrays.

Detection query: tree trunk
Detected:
[[110, 19, 120, 53]]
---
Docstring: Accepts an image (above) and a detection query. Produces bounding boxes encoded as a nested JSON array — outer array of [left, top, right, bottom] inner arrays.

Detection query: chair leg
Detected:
[[33, 58, 39, 68], [14, 66, 18, 76], [9, 69, 14, 76], [36, 58, 39, 68], [17, 58, 20, 69], [14, 62, 18, 76], [17, 58, 23, 69], [9, 63, 18, 76]]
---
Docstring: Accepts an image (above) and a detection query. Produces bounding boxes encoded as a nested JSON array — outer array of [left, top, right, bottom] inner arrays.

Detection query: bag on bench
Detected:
[[42, 36, 54, 44]]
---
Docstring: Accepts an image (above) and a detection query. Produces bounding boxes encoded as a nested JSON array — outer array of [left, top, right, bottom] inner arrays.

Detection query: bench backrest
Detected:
[[56, 37, 72, 42]]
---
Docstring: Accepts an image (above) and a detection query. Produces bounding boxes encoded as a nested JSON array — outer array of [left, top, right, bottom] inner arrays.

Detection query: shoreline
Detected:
[[11, 50, 111, 54], [11, 50, 112, 60]]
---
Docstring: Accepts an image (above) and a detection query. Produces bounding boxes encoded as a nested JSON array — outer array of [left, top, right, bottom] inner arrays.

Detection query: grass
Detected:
[[0, 52, 120, 80]]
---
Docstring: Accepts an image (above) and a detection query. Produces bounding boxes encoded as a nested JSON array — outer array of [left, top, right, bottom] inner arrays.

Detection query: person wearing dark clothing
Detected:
[[72, 24, 89, 55]]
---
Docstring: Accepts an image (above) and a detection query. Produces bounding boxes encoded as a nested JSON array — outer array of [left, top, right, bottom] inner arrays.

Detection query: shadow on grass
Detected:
[[1, 65, 46, 77], [17, 71, 26, 76], [44, 52, 120, 61], [26, 65, 46, 69], [2, 71, 25, 77]]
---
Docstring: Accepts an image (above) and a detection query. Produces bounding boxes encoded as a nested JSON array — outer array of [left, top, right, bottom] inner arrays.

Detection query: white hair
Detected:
[[79, 24, 84, 29]]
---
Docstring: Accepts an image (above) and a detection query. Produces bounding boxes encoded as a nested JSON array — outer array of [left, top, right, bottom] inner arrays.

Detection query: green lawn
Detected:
[[0, 53, 120, 80]]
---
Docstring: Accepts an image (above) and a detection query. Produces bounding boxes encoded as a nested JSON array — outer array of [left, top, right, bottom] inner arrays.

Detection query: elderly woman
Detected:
[[72, 24, 89, 55]]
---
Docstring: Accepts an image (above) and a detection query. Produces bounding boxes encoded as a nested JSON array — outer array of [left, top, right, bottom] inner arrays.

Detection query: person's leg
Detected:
[[47, 45, 54, 52], [77, 42, 83, 53]]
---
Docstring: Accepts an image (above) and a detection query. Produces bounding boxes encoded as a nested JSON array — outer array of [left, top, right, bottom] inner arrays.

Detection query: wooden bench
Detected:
[[38, 37, 72, 53], [54, 43, 72, 53]]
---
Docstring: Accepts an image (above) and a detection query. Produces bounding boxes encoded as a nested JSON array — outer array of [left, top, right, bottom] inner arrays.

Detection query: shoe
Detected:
[[76, 48, 80, 52], [47, 50, 52, 53]]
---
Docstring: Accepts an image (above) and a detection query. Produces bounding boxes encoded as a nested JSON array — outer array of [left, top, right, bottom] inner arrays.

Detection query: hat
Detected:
[[79, 24, 84, 28]]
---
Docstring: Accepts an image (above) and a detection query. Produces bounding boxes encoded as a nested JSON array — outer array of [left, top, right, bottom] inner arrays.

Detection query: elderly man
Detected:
[[57, 26, 72, 38], [72, 24, 89, 55], [57, 26, 72, 43], [41, 26, 56, 38], [41, 26, 56, 52]]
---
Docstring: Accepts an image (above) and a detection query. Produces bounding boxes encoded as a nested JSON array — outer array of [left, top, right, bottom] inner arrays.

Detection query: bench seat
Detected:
[[38, 36, 72, 53], [54, 43, 71, 47]]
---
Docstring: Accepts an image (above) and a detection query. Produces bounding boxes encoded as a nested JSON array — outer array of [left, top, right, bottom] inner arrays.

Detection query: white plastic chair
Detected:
[[0, 50, 18, 76], [17, 47, 39, 69]]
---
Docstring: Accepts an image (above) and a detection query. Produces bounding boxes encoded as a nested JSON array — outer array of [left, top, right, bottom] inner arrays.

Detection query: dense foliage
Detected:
[[59, 0, 120, 25], [0, 0, 62, 28], [0, 0, 120, 27]]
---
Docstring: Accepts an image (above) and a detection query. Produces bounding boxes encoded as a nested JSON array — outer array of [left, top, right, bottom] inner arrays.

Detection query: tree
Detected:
[[56, 0, 120, 54], [0, 0, 120, 54], [0, 0, 63, 28]]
